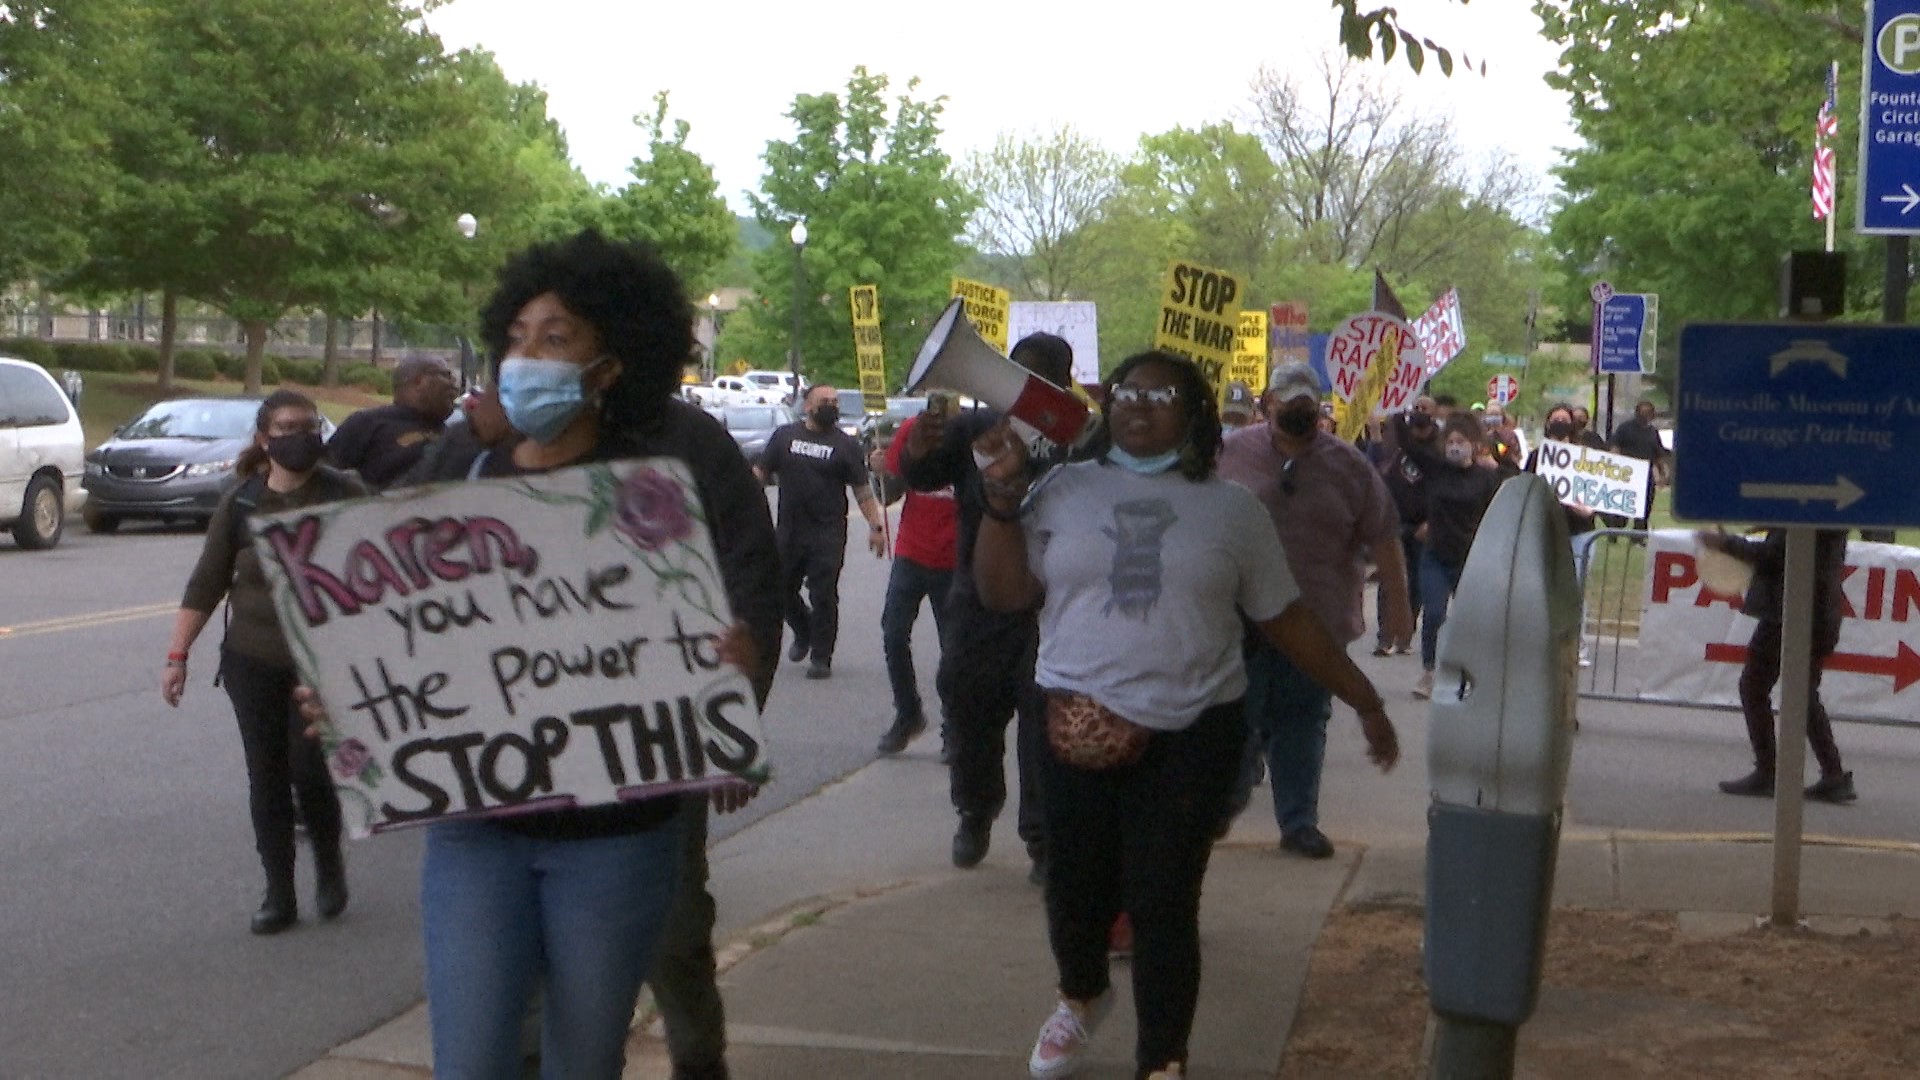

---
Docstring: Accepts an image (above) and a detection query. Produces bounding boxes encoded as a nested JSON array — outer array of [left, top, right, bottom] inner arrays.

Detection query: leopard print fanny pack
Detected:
[[1044, 691, 1151, 770]]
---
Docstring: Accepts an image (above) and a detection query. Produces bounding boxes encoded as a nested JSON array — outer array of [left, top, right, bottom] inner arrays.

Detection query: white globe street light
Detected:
[[787, 221, 808, 385]]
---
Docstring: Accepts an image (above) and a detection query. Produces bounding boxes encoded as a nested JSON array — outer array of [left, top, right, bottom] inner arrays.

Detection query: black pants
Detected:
[[1041, 698, 1243, 1075], [881, 556, 951, 723], [780, 529, 846, 664], [220, 649, 342, 883], [936, 587, 1045, 848], [1739, 619, 1845, 778], [1375, 525, 1421, 647]]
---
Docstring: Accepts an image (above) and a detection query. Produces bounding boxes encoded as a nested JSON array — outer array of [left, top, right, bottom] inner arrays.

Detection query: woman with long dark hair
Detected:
[[972, 350, 1398, 1080], [162, 389, 367, 934]]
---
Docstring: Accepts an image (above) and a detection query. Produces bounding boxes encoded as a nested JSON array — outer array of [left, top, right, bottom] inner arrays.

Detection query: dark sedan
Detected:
[[81, 397, 333, 532]]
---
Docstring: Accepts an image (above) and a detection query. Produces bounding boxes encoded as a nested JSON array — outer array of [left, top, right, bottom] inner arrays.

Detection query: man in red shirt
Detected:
[[874, 412, 958, 754]]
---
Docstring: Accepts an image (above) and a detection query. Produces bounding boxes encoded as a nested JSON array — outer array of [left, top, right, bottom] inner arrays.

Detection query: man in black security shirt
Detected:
[[328, 356, 460, 489], [755, 382, 887, 679]]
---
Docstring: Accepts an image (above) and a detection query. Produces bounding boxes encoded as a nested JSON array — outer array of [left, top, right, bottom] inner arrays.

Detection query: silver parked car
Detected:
[[82, 396, 334, 532]]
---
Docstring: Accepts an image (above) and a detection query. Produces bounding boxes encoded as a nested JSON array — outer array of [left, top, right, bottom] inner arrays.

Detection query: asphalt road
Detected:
[[4, 509, 1915, 1078], [0, 510, 910, 1080]]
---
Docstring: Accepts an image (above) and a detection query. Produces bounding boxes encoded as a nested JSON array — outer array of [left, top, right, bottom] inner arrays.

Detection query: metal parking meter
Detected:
[[1425, 474, 1582, 1078]]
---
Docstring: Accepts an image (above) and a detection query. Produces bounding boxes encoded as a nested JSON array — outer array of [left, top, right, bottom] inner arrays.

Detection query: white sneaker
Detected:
[[1028, 992, 1112, 1078], [1577, 641, 1593, 668], [1413, 670, 1434, 700]]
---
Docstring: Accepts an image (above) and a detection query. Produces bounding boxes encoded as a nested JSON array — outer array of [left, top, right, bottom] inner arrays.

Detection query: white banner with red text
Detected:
[[1635, 530, 1920, 726]]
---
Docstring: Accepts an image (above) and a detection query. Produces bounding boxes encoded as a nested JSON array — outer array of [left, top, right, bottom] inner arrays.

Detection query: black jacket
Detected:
[[1724, 529, 1848, 632]]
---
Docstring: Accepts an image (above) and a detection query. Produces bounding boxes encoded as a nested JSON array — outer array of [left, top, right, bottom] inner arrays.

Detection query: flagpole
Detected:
[[1826, 60, 1838, 254]]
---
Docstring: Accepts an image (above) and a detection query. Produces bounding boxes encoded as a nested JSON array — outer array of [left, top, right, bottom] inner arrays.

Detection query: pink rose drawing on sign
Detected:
[[613, 467, 695, 552], [330, 737, 374, 781]]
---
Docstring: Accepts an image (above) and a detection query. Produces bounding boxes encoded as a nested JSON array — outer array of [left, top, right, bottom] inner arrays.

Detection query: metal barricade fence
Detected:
[[1574, 527, 1895, 727]]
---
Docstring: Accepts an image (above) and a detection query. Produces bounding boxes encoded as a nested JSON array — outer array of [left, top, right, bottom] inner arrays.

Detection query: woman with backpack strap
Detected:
[[161, 389, 370, 934]]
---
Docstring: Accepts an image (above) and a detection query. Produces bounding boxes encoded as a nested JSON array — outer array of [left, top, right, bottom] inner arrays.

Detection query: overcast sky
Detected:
[[424, 0, 1575, 216]]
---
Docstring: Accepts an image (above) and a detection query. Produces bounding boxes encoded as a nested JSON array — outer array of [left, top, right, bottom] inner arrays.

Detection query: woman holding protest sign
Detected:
[[970, 349, 1398, 1080], [303, 230, 783, 1080], [162, 390, 370, 935], [1405, 414, 1518, 699]]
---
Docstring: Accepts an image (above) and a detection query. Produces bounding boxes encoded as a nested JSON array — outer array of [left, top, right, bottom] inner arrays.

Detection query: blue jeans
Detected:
[[1419, 547, 1465, 670], [881, 556, 951, 722], [1225, 644, 1335, 835], [421, 817, 683, 1080]]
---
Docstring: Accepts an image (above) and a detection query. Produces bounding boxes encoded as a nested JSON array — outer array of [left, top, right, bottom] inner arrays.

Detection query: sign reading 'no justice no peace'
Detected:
[[1676, 323, 1920, 528]]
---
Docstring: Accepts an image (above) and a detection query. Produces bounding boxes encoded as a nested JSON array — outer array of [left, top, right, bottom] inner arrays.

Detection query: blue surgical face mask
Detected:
[[1106, 445, 1181, 475], [497, 356, 605, 443]]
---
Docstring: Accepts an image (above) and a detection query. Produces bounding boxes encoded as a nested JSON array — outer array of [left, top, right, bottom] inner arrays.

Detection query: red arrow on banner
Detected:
[[1704, 641, 1920, 692]]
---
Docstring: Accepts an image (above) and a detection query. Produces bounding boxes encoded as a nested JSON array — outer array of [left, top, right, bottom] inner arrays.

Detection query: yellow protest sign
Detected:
[[950, 277, 1010, 353], [849, 285, 886, 413], [1153, 259, 1242, 389], [1227, 309, 1268, 402]]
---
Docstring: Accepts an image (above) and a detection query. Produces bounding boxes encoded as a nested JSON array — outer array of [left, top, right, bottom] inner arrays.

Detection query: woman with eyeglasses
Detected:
[[161, 389, 369, 934], [971, 350, 1397, 1080]]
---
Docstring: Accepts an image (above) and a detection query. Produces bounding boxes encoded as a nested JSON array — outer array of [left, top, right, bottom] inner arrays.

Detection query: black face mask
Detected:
[[1274, 408, 1317, 437], [811, 405, 840, 428], [1546, 420, 1573, 439], [266, 431, 325, 473]]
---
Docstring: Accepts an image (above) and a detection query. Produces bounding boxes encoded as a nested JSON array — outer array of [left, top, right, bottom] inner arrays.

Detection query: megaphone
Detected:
[[907, 298, 1090, 446]]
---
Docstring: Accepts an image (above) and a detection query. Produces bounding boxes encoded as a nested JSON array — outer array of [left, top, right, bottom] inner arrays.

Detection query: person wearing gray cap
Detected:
[[1220, 380, 1257, 431], [1214, 360, 1413, 859]]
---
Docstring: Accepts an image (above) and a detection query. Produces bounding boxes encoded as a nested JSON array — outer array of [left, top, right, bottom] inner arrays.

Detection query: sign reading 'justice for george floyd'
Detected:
[[250, 460, 768, 838]]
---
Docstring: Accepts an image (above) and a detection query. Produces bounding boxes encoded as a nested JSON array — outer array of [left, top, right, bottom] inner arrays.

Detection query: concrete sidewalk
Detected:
[[299, 737, 1920, 1080]]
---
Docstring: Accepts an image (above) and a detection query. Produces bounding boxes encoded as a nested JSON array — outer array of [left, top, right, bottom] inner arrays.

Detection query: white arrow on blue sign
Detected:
[[1675, 323, 1920, 528], [1859, 0, 1920, 233]]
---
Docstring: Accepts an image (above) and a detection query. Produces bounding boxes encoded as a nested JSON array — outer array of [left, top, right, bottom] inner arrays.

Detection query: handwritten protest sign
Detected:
[[1007, 301, 1100, 386], [1328, 310, 1426, 440], [1270, 300, 1309, 365], [1154, 259, 1242, 389], [1531, 441, 1653, 520], [1411, 288, 1467, 379], [850, 284, 886, 412], [250, 460, 767, 838], [951, 277, 1011, 353]]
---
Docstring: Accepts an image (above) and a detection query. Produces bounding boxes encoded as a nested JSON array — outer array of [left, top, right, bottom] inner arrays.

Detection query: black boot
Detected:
[[1717, 768, 1775, 798], [252, 872, 297, 935], [314, 841, 349, 920]]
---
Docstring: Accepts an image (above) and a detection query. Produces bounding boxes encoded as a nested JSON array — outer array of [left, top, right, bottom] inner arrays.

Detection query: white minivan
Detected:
[[0, 356, 87, 549]]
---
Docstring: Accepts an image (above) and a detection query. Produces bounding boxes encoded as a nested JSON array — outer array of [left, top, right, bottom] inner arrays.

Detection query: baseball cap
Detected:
[[1266, 361, 1323, 403], [1222, 380, 1255, 417]]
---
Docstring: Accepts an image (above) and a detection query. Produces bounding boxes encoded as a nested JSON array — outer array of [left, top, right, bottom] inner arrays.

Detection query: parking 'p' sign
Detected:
[[1881, 13, 1920, 73]]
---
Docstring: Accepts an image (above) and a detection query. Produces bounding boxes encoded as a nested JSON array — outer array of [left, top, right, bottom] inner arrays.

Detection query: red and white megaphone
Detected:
[[906, 298, 1090, 446]]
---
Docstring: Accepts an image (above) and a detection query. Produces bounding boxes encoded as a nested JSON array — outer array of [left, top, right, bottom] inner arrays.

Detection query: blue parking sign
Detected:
[[1859, 0, 1920, 233]]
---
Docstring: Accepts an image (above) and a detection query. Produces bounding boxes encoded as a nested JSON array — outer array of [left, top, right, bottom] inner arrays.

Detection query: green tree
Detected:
[[65, 0, 538, 393], [594, 92, 736, 294], [1538, 0, 1867, 339], [742, 67, 976, 391], [959, 126, 1120, 300], [0, 0, 137, 285]]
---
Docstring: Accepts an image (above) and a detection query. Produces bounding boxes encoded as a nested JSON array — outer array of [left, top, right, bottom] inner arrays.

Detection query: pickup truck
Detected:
[[683, 375, 785, 407]]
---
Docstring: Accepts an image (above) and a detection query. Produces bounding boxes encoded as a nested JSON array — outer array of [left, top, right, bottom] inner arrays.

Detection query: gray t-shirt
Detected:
[[1022, 460, 1301, 731]]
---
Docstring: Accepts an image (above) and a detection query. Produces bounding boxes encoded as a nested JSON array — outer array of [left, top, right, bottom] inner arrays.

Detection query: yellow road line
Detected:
[[0, 602, 176, 640]]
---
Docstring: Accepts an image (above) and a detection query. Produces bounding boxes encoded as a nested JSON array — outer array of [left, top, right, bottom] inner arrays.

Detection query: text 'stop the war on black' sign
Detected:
[[250, 459, 767, 838]]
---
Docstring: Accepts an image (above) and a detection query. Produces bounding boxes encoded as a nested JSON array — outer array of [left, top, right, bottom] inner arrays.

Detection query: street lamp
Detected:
[[705, 292, 721, 383], [788, 220, 808, 391], [455, 212, 478, 386]]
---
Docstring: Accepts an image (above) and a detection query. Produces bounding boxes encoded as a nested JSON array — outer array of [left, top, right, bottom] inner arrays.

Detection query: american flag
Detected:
[[1812, 65, 1838, 221]]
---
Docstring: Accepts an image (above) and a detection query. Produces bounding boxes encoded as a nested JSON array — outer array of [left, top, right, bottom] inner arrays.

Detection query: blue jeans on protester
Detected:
[[421, 817, 683, 1080], [1224, 643, 1335, 836], [1419, 547, 1466, 670], [881, 556, 951, 722]]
